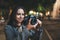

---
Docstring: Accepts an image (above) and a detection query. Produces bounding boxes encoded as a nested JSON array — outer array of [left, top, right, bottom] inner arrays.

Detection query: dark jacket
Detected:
[[5, 25, 33, 40], [5, 25, 43, 40]]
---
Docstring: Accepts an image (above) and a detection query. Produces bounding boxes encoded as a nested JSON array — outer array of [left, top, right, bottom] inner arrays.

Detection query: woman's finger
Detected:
[[28, 18, 31, 24], [37, 19, 42, 26], [33, 22, 38, 28]]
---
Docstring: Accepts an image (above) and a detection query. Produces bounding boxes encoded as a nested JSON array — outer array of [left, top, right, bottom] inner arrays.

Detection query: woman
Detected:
[[5, 6, 42, 40]]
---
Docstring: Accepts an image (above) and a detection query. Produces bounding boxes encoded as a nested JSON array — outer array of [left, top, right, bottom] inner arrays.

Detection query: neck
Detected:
[[17, 23, 21, 27]]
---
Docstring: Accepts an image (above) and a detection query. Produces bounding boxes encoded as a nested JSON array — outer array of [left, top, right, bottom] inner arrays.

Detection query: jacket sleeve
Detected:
[[5, 25, 15, 40]]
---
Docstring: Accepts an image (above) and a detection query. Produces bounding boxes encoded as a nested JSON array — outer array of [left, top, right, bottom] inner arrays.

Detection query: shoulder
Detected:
[[5, 25, 13, 30]]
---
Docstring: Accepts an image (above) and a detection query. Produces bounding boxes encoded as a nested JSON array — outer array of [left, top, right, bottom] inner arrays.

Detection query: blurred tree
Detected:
[[37, 4, 45, 12], [37, 0, 56, 11]]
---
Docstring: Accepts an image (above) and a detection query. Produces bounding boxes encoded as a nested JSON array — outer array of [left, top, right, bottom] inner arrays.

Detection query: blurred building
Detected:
[[52, 0, 60, 19]]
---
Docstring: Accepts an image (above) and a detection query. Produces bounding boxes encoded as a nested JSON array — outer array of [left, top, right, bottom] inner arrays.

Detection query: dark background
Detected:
[[0, 0, 56, 11]]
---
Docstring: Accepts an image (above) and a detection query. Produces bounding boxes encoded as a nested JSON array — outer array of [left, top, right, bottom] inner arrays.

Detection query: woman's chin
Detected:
[[18, 21, 23, 23]]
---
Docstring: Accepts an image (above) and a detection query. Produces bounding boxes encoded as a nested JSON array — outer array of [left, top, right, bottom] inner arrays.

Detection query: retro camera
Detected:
[[23, 15, 37, 25]]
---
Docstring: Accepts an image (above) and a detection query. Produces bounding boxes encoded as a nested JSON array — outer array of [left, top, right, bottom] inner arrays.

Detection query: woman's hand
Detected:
[[27, 19, 42, 30], [27, 18, 38, 30], [37, 19, 42, 27]]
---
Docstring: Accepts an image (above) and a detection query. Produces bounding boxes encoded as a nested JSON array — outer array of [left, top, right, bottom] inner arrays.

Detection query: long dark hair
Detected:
[[7, 6, 25, 27]]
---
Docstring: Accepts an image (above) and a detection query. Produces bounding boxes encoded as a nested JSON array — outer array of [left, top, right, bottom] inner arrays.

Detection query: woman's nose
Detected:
[[20, 14, 22, 17], [20, 14, 23, 18]]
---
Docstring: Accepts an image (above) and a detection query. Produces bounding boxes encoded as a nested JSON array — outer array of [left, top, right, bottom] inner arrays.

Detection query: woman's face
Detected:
[[16, 8, 25, 23]]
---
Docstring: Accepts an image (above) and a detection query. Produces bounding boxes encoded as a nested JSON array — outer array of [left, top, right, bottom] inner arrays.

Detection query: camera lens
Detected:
[[30, 15, 37, 25]]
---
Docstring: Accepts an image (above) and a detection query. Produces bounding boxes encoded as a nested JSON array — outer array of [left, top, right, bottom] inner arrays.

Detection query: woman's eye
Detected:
[[17, 14, 20, 15], [22, 14, 24, 15], [17, 13, 24, 15], [17, 13, 21, 15]]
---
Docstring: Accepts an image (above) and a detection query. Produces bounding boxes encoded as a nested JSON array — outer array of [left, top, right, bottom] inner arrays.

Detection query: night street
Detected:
[[0, 0, 60, 40], [42, 19, 60, 40], [0, 19, 60, 40]]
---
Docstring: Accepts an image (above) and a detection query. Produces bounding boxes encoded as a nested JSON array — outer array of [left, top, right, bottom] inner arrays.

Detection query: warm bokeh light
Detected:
[[33, 11, 36, 15], [39, 12, 43, 17], [46, 11, 50, 16], [9, 8, 12, 15], [29, 10, 34, 15]]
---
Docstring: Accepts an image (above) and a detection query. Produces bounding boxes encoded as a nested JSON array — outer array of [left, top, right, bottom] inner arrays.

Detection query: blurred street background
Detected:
[[0, 0, 60, 40]]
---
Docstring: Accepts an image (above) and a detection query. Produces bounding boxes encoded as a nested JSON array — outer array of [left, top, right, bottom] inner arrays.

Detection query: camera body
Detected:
[[23, 15, 37, 25], [30, 15, 37, 25]]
